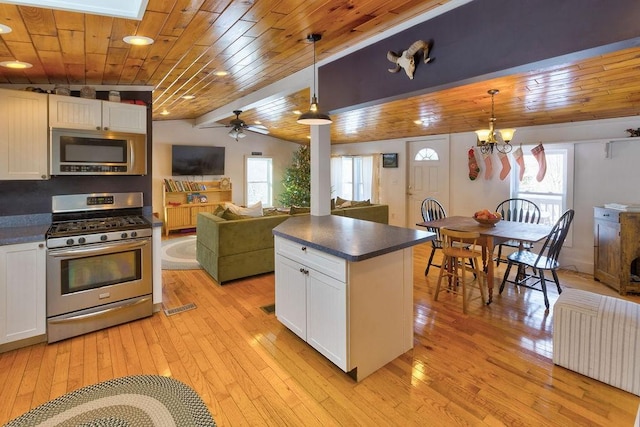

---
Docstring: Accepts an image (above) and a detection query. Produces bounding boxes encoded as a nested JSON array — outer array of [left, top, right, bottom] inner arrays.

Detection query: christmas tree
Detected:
[[279, 145, 310, 207]]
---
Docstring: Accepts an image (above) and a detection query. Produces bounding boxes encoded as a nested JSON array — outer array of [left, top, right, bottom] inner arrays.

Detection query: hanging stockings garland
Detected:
[[513, 147, 525, 181], [468, 148, 480, 180], [482, 152, 493, 180], [531, 143, 547, 182]]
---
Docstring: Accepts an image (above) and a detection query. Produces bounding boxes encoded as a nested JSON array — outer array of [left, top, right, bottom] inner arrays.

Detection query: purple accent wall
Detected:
[[319, 0, 640, 113]]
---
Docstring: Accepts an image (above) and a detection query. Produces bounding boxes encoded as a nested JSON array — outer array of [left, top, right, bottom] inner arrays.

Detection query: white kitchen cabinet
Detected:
[[0, 241, 46, 347], [275, 242, 348, 370], [0, 89, 49, 180], [275, 235, 412, 380], [49, 94, 147, 134]]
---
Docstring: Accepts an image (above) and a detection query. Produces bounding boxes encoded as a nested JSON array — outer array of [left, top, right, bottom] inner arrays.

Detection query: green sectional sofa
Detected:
[[196, 204, 389, 284]]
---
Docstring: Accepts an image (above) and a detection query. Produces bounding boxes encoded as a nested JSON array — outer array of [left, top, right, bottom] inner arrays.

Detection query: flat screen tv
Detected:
[[172, 145, 225, 176]]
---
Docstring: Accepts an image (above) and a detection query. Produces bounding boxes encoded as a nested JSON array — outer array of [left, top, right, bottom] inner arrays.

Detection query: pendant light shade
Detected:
[[297, 34, 332, 125]]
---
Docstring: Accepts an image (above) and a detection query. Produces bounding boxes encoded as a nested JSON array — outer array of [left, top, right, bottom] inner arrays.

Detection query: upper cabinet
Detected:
[[49, 94, 147, 134], [0, 89, 49, 180]]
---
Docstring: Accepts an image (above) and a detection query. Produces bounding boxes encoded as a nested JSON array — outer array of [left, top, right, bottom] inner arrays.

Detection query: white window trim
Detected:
[[510, 143, 574, 246], [245, 156, 273, 207]]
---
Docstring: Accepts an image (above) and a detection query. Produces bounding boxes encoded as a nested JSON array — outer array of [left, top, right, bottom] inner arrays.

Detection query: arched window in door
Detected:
[[414, 148, 439, 161]]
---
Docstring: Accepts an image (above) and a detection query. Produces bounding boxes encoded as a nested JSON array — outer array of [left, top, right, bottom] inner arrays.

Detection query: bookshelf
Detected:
[[163, 179, 232, 236]]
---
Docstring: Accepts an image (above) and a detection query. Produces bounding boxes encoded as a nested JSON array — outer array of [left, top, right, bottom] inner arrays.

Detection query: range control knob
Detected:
[[121, 232, 128, 238], [66, 238, 74, 245], [100, 235, 108, 241], [131, 231, 138, 238], [78, 237, 86, 244]]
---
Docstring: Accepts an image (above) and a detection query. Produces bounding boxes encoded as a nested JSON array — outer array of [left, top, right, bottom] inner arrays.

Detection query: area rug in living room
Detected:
[[5, 375, 216, 426], [161, 235, 202, 270]]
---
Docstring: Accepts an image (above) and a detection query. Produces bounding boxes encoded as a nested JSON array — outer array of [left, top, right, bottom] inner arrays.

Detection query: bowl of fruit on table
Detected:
[[473, 209, 502, 226]]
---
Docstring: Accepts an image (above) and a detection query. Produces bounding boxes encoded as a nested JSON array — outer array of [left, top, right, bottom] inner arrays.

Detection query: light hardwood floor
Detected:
[[1, 241, 639, 426]]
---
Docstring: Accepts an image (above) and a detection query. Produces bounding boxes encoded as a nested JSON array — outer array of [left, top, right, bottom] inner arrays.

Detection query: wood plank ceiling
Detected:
[[1, 0, 639, 145]]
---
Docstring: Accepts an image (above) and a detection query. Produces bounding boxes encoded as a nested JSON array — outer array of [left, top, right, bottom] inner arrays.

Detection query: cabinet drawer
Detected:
[[275, 237, 346, 282], [594, 207, 620, 223]]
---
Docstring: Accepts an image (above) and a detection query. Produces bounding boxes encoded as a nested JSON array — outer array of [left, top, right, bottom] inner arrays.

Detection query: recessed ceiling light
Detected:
[[293, 110, 302, 115], [182, 95, 195, 100], [0, 60, 32, 69], [0, 24, 12, 34], [123, 35, 154, 46], [254, 120, 262, 125], [160, 109, 170, 116], [213, 70, 228, 77], [413, 120, 423, 125]]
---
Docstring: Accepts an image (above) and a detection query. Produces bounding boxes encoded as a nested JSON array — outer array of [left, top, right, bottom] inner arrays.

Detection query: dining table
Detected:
[[417, 216, 552, 304]]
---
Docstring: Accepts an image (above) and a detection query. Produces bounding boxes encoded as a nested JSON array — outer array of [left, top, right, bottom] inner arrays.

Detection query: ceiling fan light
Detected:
[[228, 128, 246, 139]]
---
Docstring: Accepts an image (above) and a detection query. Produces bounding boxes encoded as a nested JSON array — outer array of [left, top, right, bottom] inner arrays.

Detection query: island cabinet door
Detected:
[[275, 254, 307, 340], [307, 270, 347, 371]]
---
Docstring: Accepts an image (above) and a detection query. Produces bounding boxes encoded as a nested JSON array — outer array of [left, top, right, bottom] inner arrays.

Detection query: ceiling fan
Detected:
[[205, 110, 269, 141]]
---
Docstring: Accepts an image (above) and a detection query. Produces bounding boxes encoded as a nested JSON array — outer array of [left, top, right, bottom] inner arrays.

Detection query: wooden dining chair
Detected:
[[421, 198, 448, 276], [499, 209, 575, 310], [434, 228, 486, 314], [494, 198, 542, 266], [421, 197, 476, 276]]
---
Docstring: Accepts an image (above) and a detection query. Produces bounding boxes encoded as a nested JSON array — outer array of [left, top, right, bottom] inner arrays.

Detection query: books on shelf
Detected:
[[604, 202, 640, 212], [163, 179, 208, 192]]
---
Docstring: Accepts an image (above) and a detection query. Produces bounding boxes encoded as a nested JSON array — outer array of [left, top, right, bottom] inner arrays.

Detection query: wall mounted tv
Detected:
[[172, 145, 225, 176]]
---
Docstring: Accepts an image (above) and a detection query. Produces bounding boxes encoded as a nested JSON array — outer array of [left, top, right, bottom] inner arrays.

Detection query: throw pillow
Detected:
[[331, 198, 336, 210], [224, 201, 263, 217], [221, 209, 250, 220], [335, 196, 372, 208], [213, 205, 226, 217], [351, 199, 372, 207], [263, 208, 288, 216], [290, 206, 311, 215]]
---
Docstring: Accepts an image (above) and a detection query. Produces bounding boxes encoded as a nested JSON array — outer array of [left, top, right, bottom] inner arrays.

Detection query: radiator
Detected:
[[553, 288, 640, 396]]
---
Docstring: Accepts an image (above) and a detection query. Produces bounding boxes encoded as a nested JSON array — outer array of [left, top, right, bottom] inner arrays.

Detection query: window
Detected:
[[510, 144, 574, 244], [331, 155, 379, 202], [246, 156, 273, 207], [414, 148, 439, 161]]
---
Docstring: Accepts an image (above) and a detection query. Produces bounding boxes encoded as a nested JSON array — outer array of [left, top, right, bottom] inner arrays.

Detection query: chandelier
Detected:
[[297, 34, 332, 125], [475, 89, 515, 154]]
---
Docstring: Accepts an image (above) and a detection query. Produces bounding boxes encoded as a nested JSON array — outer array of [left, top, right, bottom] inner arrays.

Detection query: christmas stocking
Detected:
[[468, 148, 480, 181], [513, 147, 525, 181], [482, 152, 493, 179], [498, 151, 511, 181], [531, 143, 547, 181]]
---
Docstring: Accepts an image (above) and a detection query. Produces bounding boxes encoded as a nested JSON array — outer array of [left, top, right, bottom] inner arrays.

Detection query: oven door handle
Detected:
[[48, 239, 150, 257], [48, 296, 152, 324]]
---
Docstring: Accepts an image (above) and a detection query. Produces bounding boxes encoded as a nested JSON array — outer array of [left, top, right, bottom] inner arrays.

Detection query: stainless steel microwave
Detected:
[[51, 128, 147, 175]]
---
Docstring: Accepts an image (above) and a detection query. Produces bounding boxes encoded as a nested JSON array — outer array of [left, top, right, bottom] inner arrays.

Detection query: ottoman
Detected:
[[553, 288, 640, 396]]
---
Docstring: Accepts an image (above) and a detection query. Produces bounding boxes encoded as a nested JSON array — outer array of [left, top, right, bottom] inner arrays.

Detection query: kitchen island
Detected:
[[272, 215, 434, 381]]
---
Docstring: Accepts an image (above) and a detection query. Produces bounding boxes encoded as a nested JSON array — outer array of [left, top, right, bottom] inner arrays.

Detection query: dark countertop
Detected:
[[0, 212, 161, 246], [0, 213, 51, 246], [272, 215, 434, 262]]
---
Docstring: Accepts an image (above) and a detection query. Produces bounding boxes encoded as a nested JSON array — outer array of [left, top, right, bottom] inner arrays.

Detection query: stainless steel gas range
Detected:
[[46, 192, 153, 343]]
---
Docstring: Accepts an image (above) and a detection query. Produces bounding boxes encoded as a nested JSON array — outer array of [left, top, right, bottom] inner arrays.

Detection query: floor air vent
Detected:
[[260, 303, 276, 314], [164, 302, 197, 316]]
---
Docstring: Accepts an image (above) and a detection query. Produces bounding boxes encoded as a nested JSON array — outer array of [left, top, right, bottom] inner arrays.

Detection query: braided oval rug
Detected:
[[5, 375, 216, 427]]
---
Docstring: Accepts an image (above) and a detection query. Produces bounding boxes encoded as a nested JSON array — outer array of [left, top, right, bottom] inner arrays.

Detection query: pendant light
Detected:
[[297, 34, 332, 125]]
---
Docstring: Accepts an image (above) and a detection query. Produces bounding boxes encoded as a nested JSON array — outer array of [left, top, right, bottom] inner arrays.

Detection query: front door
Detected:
[[406, 137, 450, 229]]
